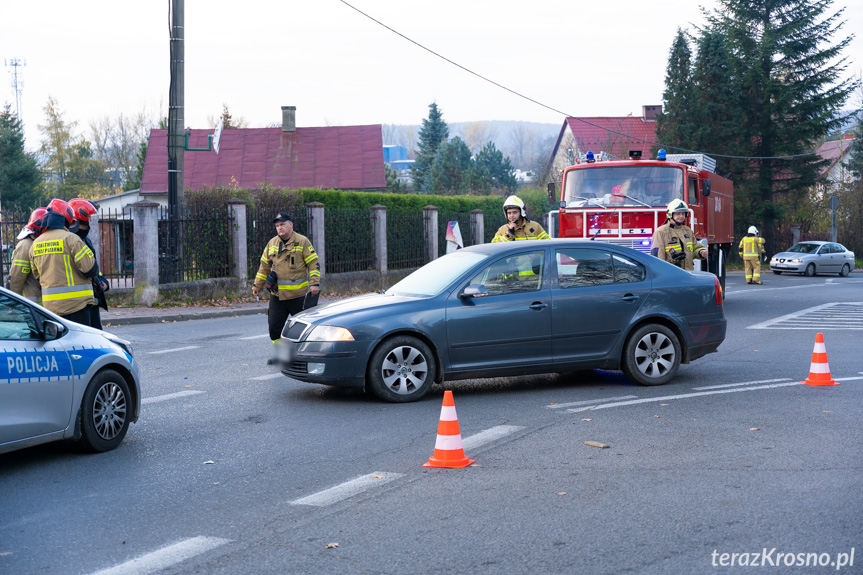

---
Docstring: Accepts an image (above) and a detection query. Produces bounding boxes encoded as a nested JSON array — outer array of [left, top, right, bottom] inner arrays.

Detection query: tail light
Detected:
[[714, 276, 723, 305]]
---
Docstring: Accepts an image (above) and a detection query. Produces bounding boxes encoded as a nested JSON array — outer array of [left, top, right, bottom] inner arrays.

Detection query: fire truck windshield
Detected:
[[563, 165, 685, 208]]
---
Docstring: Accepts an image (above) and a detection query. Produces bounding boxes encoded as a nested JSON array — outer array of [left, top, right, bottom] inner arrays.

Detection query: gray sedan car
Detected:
[[0, 287, 140, 455], [280, 240, 726, 402], [770, 241, 855, 277]]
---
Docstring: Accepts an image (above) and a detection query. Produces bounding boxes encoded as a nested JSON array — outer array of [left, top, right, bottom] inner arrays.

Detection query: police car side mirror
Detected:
[[459, 284, 488, 299], [42, 320, 66, 340]]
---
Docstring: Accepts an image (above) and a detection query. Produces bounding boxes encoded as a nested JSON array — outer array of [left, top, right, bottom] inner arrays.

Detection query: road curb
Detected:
[[101, 307, 267, 327]]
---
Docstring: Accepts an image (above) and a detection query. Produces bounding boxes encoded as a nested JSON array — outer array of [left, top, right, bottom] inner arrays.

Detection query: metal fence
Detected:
[[98, 207, 134, 288], [158, 204, 234, 283], [389, 210, 425, 269], [246, 206, 310, 280], [325, 208, 375, 273]]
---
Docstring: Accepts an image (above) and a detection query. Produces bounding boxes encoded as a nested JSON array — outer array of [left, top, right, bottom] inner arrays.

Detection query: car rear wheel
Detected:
[[804, 263, 816, 277], [367, 336, 436, 402], [622, 324, 681, 386], [772, 270, 782, 275], [79, 369, 131, 452], [839, 263, 851, 277]]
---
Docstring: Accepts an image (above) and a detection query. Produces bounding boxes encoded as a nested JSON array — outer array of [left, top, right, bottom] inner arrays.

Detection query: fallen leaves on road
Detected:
[[749, 428, 760, 431], [325, 543, 339, 549], [581, 418, 592, 422], [203, 460, 215, 464], [584, 441, 609, 449], [370, 473, 384, 479], [555, 492, 567, 496]]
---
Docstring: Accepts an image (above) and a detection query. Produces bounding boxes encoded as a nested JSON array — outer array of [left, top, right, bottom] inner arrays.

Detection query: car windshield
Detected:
[[387, 251, 489, 297], [787, 243, 821, 254], [563, 165, 685, 208]]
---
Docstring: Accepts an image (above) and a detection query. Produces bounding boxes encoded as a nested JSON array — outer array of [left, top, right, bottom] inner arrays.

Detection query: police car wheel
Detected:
[[79, 369, 132, 452], [622, 324, 681, 386], [367, 336, 436, 403]]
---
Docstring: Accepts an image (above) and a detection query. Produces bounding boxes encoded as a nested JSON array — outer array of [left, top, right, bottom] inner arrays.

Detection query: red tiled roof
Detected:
[[563, 116, 658, 158], [140, 125, 386, 194], [815, 136, 856, 178]]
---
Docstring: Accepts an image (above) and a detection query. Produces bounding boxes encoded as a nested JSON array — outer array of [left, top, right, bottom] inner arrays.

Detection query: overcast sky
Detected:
[[3, 0, 862, 150]]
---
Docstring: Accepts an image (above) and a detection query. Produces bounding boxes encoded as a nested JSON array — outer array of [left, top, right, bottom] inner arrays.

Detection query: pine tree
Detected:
[[0, 105, 42, 209], [706, 0, 858, 248], [654, 29, 695, 155], [411, 103, 449, 193], [472, 141, 517, 194], [845, 112, 863, 178], [429, 137, 471, 194]]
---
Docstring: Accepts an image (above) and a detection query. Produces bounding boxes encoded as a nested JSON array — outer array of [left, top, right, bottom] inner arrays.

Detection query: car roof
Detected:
[[796, 241, 828, 245]]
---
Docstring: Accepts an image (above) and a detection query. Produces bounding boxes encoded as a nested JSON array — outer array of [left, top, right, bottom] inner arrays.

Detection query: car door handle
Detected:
[[621, 294, 639, 302], [529, 302, 548, 310]]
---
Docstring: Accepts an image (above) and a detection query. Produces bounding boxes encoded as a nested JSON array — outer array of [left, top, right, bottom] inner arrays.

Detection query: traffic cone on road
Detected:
[[803, 332, 838, 386], [424, 390, 475, 469]]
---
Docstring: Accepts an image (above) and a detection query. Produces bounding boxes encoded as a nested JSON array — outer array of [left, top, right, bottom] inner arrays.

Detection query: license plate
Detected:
[[775, 264, 787, 268]]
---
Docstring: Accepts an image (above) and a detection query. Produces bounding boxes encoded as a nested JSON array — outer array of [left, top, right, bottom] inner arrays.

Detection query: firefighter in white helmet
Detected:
[[491, 195, 550, 242], [650, 199, 707, 270], [738, 225, 766, 284]]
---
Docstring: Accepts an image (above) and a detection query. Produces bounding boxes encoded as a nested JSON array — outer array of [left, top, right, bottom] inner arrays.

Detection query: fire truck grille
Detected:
[[595, 238, 653, 254]]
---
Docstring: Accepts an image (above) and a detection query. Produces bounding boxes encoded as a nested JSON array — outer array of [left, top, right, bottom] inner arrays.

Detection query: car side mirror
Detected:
[[702, 180, 711, 197], [459, 284, 489, 299], [42, 320, 66, 340], [547, 182, 556, 203]]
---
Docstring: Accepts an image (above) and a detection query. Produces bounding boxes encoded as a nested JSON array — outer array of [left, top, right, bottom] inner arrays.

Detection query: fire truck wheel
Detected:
[[622, 324, 681, 386]]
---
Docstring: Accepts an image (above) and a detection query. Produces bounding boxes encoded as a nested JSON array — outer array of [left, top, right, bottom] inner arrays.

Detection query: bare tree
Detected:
[[508, 123, 538, 169], [462, 121, 496, 154], [89, 109, 156, 191]]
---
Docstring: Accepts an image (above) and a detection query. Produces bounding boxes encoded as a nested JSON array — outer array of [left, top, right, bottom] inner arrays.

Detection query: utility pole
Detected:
[[167, 0, 185, 282], [4, 58, 26, 121]]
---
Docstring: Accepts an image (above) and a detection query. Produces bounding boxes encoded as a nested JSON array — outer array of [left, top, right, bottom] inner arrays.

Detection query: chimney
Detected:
[[281, 106, 296, 132], [642, 105, 662, 121]]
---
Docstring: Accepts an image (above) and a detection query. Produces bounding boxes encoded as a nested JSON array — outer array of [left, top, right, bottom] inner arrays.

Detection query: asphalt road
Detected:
[[1, 271, 861, 575]]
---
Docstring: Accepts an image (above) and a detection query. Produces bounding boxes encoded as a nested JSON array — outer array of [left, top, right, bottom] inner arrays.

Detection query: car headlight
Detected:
[[790, 258, 803, 263], [104, 333, 133, 357], [306, 325, 355, 342]]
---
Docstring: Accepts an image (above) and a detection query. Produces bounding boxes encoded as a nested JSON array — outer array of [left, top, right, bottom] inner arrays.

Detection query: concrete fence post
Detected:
[[470, 209, 484, 246], [227, 199, 248, 290], [131, 200, 160, 305], [423, 206, 438, 263], [306, 202, 325, 278], [371, 204, 387, 275]]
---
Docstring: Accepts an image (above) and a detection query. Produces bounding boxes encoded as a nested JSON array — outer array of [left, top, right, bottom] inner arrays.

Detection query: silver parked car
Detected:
[[770, 241, 855, 277], [0, 287, 140, 455]]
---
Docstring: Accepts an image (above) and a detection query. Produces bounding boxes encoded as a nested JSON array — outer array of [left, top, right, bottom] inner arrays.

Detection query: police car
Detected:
[[0, 286, 140, 455]]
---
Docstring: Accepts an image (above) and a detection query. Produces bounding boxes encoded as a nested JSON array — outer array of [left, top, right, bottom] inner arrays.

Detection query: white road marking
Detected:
[[694, 378, 791, 391], [547, 395, 638, 409], [586, 382, 804, 411], [250, 373, 284, 381], [141, 390, 205, 404], [834, 376, 863, 382], [461, 425, 524, 451], [726, 283, 837, 296], [747, 302, 863, 330], [239, 334, 270, 340], [89, 536, 231, 575], [148, 346, 201, 355], [291, 472, 404, 507]]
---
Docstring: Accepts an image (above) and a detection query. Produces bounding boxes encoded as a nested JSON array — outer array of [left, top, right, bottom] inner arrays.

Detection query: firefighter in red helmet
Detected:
[[69, 198, 110, 327], [7, 207, 48, 304]]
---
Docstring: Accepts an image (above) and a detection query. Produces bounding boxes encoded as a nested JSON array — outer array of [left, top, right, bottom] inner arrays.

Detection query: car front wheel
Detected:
[[839, 263, 851, 277], [804, 263, 816, 277], [79, 369, 132, 452], [622, 324, 681, 386], [367, 336, 436, 402]]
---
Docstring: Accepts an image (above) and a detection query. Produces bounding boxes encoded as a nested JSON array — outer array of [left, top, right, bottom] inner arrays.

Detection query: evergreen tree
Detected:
[[384, 164, 407, 193], [472, 141, 517, 194], [125, 139, 149, 191], [0, 105, 42, 209], [706, 0, 858, 248], [654, 29, 695, 155], [430, 137, 471, 194], [411, 103, 449, 193], [845, 112, 863, 178]]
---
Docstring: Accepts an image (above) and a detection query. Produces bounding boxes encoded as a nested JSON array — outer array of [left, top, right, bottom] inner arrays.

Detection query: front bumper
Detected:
[[280, 340, 368, 388]]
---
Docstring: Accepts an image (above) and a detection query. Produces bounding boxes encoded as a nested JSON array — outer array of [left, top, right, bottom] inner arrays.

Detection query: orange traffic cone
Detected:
[[803, 333, 838, 386], [424, 390, 475, 469]]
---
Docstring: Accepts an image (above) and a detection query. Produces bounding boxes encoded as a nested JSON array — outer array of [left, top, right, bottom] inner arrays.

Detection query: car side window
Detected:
[[556, 249, 614, 288], [469, 251, 544, 296], [0, 294, 40, 340], [612, 254, 647, 283]]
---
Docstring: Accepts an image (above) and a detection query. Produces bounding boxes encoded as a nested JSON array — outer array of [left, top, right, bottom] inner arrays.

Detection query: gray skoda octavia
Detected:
[[281, 240, 726, 403], [0, 287, 140, 455]]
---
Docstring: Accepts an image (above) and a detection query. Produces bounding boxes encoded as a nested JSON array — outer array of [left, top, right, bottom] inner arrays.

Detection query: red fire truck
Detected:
[[548, 151, 734, 291]]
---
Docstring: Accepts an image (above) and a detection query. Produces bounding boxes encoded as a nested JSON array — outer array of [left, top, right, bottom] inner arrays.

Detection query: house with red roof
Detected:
[[815, 133, 857, 185], [137, 106, 386, 200], [546, 105, 661, 181]]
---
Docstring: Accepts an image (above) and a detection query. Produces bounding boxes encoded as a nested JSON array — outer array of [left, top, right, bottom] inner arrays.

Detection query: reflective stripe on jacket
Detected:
[[650, 220, 704, 271], [253, 232, 321, 301], [29, 229, 96, 316], [738, 235, 765, 259], [491, 219, 550, 242], [8, 235, 42, 304]]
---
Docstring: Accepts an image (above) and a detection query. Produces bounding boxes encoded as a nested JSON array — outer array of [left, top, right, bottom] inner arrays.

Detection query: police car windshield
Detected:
[[387, 251, 489, 297], [564, 165, 684, 208]]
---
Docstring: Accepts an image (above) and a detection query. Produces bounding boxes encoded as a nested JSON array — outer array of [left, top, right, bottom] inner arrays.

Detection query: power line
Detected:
[[337, 0, 822, 161]]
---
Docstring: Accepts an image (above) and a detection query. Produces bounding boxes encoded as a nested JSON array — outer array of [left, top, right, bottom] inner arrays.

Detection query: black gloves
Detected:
[[265, 271, 278, 292]]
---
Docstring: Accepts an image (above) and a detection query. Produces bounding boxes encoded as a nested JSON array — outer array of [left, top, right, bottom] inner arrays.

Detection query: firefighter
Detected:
[[29, 199, 99, 326], [738, 225, 766, 284], [252, 212, 321, 364], [650, 199, 707, 270], [7, 207, 48, 304], [69, 198, 110, 328], [491, 195, 550, 242]]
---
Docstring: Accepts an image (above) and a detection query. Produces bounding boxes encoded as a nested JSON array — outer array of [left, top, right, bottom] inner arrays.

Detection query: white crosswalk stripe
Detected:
[[747, 302, 863, 330]]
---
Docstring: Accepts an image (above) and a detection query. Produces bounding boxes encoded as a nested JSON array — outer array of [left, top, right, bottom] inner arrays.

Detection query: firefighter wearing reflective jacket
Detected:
[[650, 199, 707, 271], [738, 225, 765, 284], [8, 207, 47, 304], [252, 212, 321, 363], [29, 199, 99, 326], [69, 198, 110, 329], [492, 195, 550, 242]]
